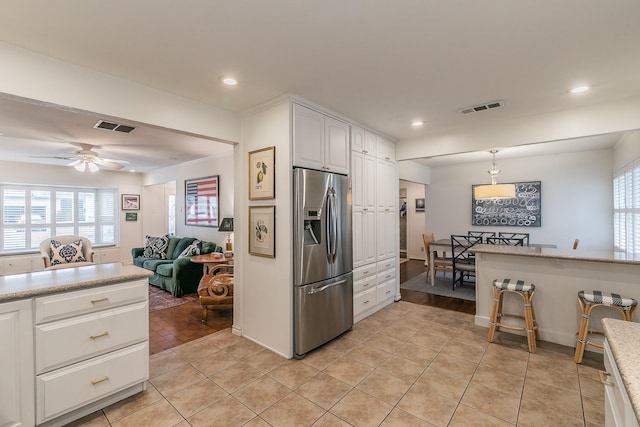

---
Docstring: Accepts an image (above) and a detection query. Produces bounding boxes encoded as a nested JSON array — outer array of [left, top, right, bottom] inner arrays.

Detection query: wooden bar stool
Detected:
[[488, 279, 539, 353], [574, 290, 637, 363]]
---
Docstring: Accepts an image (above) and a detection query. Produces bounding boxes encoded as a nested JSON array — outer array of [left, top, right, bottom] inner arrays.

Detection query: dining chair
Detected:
[[486, 236, 526, 246], [422, 233, 452, 281], [467, 231, 496, 243], [498, 232, 530, 245], [451, 235, 481, 290]]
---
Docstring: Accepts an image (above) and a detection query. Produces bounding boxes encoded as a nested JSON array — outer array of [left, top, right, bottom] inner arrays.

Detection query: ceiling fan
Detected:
[[31, 143, 129, 172]]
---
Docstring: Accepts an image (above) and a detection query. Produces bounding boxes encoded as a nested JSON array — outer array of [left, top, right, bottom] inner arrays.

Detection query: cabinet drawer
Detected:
[[36, 341, 148, 424], [354, 287, 377, 316], [376, 259, 395, 273], [35, 301, 148, 374], [35, 279, 147, 324], [353, 276, 376, 295], [377, 280, 395, 302], [353, 265, 376, 282], [376, 268, 396, 285]]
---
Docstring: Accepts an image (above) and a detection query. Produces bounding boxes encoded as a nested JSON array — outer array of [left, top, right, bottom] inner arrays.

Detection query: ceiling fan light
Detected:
[[87, 162, 99, 172], [74, 162, 86, 172]]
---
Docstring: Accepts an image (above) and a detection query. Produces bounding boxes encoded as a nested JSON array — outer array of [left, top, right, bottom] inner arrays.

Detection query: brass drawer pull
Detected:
[[90, 331, 110, 340], [91, 376, 109, 385], [599, 370, 614, 386], [90, 297, 109, 304]]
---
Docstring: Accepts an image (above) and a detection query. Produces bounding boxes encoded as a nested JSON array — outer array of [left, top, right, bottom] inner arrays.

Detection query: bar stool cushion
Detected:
[[578, 291, 638, 308], [493, 279, 535, 293]]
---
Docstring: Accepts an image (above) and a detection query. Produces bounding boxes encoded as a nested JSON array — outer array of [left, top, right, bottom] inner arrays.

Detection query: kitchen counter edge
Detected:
[[472, 244, 640, 265], [0, 262, 153, 303], [603, 318, 640, 422]]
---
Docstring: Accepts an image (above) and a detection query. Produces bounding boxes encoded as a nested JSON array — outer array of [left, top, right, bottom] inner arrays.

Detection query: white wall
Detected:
[[426, 149, 613, 251], [0, 160, 144, 266], [0, 42, 239, 144], [396, 96, 640, 161], [236, 99, 292, 358], [399, 180, 427, 260], [398, 160, 430, 184], [144, 154, 234, 246], [613, 130, 640, 172]]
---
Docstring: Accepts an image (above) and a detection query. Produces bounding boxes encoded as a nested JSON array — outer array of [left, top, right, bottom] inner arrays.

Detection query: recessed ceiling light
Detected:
[[570, 86, 589, 94], [221, 77, 238, 86], [411, 120, 425, 127]]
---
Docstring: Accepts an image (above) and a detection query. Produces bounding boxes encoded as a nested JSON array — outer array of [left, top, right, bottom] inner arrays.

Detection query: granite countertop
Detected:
[[471, 244, 640, 266], [603, 318, 640, 422], [0, 262, 153, 302]]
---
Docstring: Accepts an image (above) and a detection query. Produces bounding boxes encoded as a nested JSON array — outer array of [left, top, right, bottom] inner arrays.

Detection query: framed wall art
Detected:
[[249, 205, 275, 257], [122, 194, 140, 210], [125, 212, 138, 221], [415, 198, 425, 212], [185, 175, 219, 227], [248, 146, 275, 200], [471, 181, 541, 227]]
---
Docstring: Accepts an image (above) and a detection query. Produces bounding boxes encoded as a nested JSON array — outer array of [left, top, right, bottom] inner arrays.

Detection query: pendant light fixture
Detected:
[[474, 150, 516, 199]]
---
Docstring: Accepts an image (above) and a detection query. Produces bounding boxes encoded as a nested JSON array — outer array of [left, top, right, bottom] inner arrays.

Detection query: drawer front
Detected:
[[353, 276, 377, 295], [377, 279, 395, 302], [376, 258, 395, 273], [353, 265, 376, 282], [35, 301, 148, 374], [354, 287, 377, 316], [376, 268, 396, 285], [35, 279, 147, 324], [36, 341, 148, 424]]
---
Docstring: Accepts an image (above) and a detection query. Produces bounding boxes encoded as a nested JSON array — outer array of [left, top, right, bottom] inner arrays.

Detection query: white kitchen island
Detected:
[[473, 245, 640, 349], [0, 262, 152, 427]]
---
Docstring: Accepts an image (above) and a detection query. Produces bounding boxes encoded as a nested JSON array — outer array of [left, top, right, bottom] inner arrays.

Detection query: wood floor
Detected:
[[149, 259, 474, 354]]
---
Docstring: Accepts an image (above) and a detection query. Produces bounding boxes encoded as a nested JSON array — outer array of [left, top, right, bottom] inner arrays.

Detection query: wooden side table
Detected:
[[190, 254, 234, 275]]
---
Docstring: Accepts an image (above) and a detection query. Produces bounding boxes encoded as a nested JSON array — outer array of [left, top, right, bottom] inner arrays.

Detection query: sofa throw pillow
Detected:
[[142, 235, 170, 259], [50, 239, 86, 266], [178, 239, 201, 258]]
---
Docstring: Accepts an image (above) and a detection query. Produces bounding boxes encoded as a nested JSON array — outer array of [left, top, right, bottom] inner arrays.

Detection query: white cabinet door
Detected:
[[293, 103, 349, 174], [351, 125, 365, 153], [324, 116, 349, 174], [363, 155, 376, 210], [376, 209, 396, 261], [364, 131, 377, 156], [293, 103, 324, 170], [351, 151, 365, 210], [0, 299, 35, 427], [377, 137, 396, 162], [376, 159, 395, 209], [353, 208, 376, 268]]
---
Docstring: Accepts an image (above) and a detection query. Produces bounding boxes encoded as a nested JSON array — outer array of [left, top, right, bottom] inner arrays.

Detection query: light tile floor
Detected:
[[69, 301, 605, 427]]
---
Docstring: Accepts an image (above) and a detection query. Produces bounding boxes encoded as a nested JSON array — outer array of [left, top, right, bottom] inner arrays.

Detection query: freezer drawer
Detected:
[[294, 273, 353, 357]]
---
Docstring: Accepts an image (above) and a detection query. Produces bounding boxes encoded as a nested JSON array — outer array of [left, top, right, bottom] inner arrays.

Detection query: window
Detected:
[[613, 159, 640, 256], [1, 185, 117, 254]]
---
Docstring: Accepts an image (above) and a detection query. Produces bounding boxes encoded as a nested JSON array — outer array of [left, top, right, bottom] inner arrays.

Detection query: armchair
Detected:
[[40, 236, 96, 270]]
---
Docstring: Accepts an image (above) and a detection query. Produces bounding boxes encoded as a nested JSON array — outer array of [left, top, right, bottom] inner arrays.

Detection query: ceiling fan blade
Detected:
[[67, 160, 82, 167], [95, 159, 125, 170], [29, 155, 75, 160]]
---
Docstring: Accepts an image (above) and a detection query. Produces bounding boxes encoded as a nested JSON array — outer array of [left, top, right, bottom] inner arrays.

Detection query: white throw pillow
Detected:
[[50, 239, 86, 265], [178, 240, 201, 258]]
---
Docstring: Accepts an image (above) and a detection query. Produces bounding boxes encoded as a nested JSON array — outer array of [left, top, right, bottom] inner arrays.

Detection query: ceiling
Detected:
[[0, 1, 639, 171]]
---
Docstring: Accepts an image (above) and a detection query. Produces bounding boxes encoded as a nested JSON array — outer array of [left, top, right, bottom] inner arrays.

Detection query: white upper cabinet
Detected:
[[376, 137, 396, 162], [293, 103, 349, 174], [351, 126, 376, 156]]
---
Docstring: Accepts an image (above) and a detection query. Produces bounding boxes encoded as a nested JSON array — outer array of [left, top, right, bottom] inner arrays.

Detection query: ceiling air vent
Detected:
[[94, 120, 135, 133], [458, 100, 504, 115]]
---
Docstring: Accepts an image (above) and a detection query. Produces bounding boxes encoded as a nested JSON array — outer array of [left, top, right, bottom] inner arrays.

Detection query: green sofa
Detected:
[[131, 237, 222, 297]]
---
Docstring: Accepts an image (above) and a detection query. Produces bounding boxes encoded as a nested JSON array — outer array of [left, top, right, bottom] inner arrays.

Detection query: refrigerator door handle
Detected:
[[307, 279, 347, 294], [327, 187, 337, 263]]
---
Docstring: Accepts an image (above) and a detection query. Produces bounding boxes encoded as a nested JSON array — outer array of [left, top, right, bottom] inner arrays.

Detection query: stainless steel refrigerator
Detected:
[[293, 167, 353, 358]]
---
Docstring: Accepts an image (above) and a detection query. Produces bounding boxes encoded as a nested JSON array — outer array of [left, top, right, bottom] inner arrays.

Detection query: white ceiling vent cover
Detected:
[[458, 100, 504, 115], [94, 120, 135, 133]]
